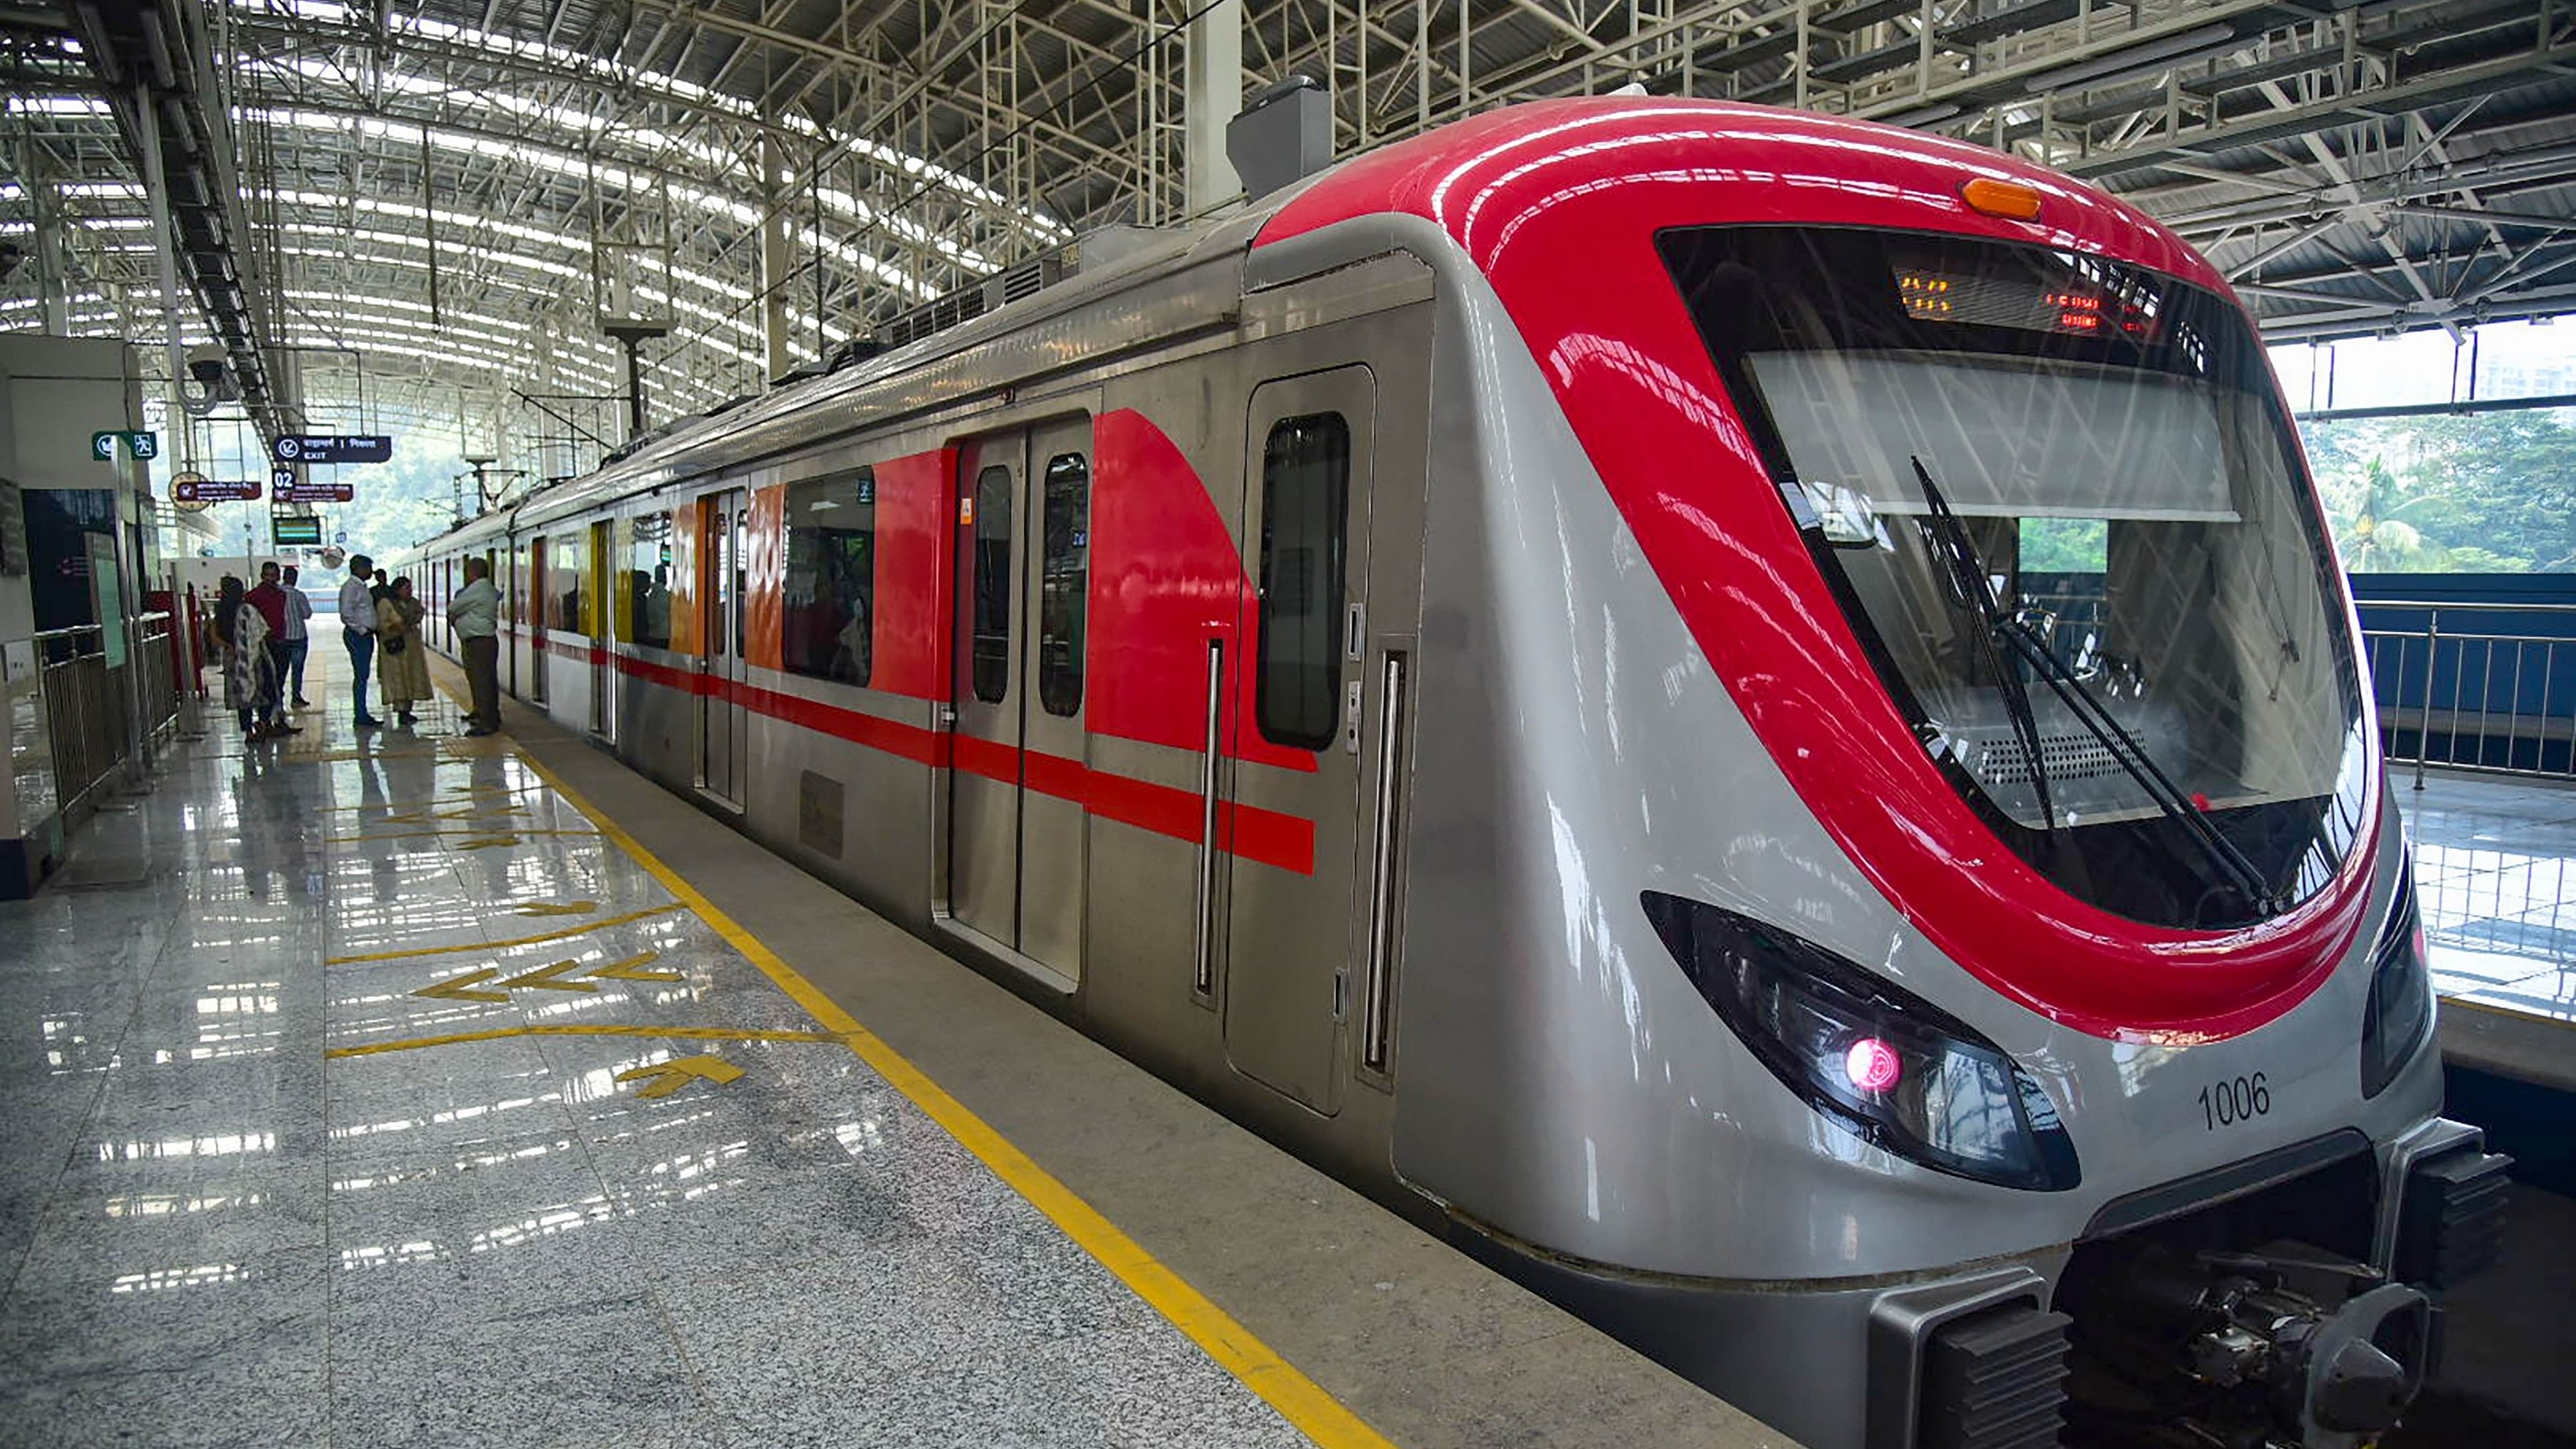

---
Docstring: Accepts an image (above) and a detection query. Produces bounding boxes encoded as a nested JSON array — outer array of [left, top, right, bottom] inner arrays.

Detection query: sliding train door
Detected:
[[589, 519, 615, 741], [697, 489, 747, 807], [1222, 365, 1384, 1114], [526, 534, 550, 705], [944, 415, 1093, 989]]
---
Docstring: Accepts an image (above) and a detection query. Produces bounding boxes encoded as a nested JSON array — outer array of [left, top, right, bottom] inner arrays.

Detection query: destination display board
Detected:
[[272, 434, 393, 464], [274, 517, 324, 546], [174, 476, 262, 503]]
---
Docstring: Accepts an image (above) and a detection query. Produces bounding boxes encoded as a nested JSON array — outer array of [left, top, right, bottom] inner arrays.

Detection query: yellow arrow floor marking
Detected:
[[327, 904, 685, 964], [586, 950, 681, 982], [457, 835, 522, 850], [414, 968, 510, 1002], [614, 1054, 745, 1099], [496, 958, 598, 992], [326, 1025, 844, 1058], [514, 900, 598, 919]]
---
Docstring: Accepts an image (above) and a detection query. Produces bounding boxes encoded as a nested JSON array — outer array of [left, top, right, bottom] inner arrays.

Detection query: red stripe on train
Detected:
[[579, 646, 1314, 874]]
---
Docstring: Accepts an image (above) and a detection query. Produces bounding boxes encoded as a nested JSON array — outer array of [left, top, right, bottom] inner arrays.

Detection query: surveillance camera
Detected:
[[186, 344, 229, 387]]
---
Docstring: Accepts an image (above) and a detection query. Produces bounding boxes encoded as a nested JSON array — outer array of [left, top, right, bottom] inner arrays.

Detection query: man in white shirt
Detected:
[[279, 564, 315, 707], [451, 555, 504, 737], [337, 554, 383, 729]]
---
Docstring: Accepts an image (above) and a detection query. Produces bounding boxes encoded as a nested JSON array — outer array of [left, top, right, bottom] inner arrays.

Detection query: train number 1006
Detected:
[[2197, 1072, 2271, 1131]]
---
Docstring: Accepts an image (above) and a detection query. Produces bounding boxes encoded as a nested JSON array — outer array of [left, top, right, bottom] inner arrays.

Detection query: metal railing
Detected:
[[31, 623, 130, 809], [134, 611, 178, 739], [2358, 600, 2576, 787]]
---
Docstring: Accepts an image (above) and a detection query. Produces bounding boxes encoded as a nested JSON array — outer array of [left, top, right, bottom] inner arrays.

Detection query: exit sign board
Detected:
[[277, 481, 354, 503], [272, 435, 392, 465], [91, 430, 158, 461], [175, 477, 262, 503]]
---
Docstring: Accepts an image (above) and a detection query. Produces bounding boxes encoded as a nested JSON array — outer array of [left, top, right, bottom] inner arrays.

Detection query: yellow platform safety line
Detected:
[[327, 1022, 846, 1058], [510, 747, 1401, 1449], [325, 903, 685, 964]]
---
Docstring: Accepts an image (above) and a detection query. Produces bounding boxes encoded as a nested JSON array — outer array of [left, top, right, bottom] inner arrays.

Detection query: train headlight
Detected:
[[2361, 859, 2436, 1099], [1640, 891, 2081, 1191]]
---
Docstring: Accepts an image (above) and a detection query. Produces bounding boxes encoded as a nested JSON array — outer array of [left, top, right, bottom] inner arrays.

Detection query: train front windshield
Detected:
[[1660, 226, 2368, 930]]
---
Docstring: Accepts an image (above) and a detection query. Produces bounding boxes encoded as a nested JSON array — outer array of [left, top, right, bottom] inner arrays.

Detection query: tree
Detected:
[[2299, 408, 2576, 572]]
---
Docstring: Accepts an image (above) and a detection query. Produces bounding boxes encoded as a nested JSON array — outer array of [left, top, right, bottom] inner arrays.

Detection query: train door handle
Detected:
[[1193, 638, 1224, 998]]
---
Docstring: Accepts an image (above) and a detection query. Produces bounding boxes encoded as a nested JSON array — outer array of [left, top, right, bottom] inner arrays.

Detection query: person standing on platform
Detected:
[[375, 576, 432, 728], [243, 562, 298, 737], [218, 575, 287, 739], [279, 565, 315, 707], [339, 555, 383, 729], [452, 556, 502, 738]]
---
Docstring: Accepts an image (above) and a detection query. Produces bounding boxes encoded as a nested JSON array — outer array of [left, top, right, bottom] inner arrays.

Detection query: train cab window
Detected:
[[625, 512, 673, 649], [970, 465, 1013, 704], [784, 469, 875, 686], [1254, 413, 1352, 751], [1037, 453, 1087, 717]]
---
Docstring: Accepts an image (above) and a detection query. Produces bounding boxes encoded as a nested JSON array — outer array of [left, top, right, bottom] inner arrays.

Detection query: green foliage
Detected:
[[327, 427, 476, 559], [2019, 516, 2108, 572], [2303, 408, 2576, 572]]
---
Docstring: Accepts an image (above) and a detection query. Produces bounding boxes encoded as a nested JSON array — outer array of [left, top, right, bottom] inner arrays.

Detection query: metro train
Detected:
[[399, 97, 2512, 1449]]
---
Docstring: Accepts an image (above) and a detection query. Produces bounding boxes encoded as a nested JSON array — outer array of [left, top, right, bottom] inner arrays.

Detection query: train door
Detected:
[[943, 417, 1093, 986], [1221, 367, 1379, 1114], [589, 518, 614, 741], [697, 490, 747, 807], [527, 534, 550, 706], [500, 545, 518, 697]]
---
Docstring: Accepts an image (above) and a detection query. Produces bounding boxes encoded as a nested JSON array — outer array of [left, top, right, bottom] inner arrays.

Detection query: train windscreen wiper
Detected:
[[1909, 456, 2279, 915], [1909, 456, 2057, 836]]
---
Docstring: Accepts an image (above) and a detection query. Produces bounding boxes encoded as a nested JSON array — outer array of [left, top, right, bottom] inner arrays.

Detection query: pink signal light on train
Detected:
[[1843, 1037, 1903, 1094]]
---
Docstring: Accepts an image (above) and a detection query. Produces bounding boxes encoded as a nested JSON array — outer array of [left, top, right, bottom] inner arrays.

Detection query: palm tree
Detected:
[[2336, 457, 2442, 571]]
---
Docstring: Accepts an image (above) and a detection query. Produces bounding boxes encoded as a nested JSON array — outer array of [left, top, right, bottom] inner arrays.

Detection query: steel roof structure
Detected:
[[3, 0, 2571, 483]]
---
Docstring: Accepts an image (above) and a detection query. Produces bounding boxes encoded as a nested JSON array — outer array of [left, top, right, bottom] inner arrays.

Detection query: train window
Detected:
[[552, 530, 588, 635], [1254, 413, 1352, 752], [783, 469, 874, 686], [970, 465, 1013, 704], [625, 512, 673, 649], [1037, 453, 1087, 717]]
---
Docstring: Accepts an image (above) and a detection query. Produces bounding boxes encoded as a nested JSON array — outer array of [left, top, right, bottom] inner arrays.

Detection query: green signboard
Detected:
[[90, 430, 158, 462]]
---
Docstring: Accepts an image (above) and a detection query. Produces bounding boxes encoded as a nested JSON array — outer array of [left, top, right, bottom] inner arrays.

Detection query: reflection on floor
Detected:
[[0, 649, 1316, 1447]]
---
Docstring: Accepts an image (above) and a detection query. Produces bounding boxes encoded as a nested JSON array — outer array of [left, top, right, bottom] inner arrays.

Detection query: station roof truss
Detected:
[[2, 0, 2570, 470]]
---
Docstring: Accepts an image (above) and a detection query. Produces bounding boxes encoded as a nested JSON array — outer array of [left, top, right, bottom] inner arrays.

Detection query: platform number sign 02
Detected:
[[2198, 1072, 2271, 1131]]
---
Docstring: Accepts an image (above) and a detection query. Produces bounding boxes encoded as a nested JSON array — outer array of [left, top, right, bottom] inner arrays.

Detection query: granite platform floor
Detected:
[[2394, 768, 2576, 1090], [0, 657, 1317, 1448], [2, 644, 1797, 1449]]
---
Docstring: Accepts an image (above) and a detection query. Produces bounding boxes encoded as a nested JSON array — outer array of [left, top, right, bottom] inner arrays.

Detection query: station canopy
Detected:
[[3, 0, 2571, 477]]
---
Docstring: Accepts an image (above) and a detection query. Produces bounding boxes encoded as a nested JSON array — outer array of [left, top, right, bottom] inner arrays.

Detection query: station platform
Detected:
[[2396, 768, 2576, 1092], [0, 646, 1793, 1448]]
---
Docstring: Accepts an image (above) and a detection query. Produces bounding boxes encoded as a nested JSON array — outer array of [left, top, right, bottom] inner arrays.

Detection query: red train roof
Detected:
[[1258, 96, 2226, 293]]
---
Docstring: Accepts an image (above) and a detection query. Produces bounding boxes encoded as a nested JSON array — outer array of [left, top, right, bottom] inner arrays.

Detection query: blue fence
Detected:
[[2350, 574, 2576, 779]]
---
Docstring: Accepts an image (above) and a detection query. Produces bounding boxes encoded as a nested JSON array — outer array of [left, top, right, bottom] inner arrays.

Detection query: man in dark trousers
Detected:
[[452, 556, 504, 737], [278, 564, 315, 706], [338, 554, 382, 729]]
